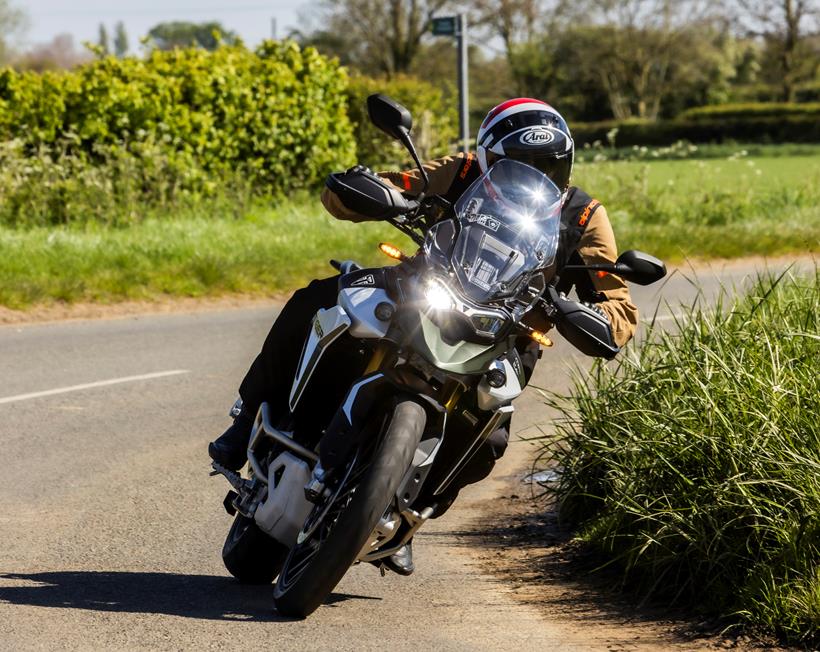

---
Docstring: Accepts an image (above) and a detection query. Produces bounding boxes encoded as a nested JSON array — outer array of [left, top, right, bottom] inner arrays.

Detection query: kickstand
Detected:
[[379, 563, 387, 577]]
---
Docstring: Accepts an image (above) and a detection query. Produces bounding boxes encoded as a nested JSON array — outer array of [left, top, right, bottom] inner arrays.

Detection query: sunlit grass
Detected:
[[1, 145, 818, 308], [543, 270, 820, 644], [0, 199, 412, 309]]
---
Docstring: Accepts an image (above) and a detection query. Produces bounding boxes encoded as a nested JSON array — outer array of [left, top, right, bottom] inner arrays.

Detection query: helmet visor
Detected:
[[489, 149, 572, 191]]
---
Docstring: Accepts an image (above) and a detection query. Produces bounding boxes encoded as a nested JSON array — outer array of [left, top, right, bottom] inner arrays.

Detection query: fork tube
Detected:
[[364, 343, 389, 374], [443, 381, 463, 413]]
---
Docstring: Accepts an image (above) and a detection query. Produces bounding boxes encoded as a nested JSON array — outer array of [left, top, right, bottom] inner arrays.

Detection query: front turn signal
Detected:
[[530, 330, 554, 347], [378, 242, 409, 262]]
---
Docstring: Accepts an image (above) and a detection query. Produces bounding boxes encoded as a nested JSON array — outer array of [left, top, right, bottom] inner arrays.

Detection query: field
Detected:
[[1, 148, 818, 309], [544, 270, 820, 644], [574, 151, 820, 260]]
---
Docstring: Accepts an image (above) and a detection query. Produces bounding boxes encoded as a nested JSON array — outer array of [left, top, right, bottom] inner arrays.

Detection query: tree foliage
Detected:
[[734, 0, 819, 102], [0, 0, 26, 65], [15, 34, 89, 72], [294, 0, 450, 76], [147, 21, 239, 51], [97, 23, 110, 55], [114, 22, 129, 58]]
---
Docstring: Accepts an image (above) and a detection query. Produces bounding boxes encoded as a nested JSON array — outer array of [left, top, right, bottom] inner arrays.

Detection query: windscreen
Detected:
[[442, 159, 562, 303]]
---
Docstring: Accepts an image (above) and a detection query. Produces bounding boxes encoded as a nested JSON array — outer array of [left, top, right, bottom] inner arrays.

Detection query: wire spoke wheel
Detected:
[[273, 399, 426, 618], [277, 444, 370, 592]]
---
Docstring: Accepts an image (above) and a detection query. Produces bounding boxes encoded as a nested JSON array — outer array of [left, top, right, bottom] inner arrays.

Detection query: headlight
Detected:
[[471, 314, 505, 336], [424, 278, 456, 310]]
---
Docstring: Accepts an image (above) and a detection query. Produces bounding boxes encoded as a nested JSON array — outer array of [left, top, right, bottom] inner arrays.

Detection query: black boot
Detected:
[[208, 408, 254, 471], [382, 538, 415, 576]]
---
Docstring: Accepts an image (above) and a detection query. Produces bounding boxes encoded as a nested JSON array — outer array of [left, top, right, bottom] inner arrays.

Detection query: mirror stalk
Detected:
[[397, 126, 430, 197]]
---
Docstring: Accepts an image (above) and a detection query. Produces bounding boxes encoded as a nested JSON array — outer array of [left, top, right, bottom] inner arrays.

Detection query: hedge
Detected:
[[0, 41, 357, 195], [345, 73, 458, 169], [572, 115, 820, 147], [680, 102, 820, 121]]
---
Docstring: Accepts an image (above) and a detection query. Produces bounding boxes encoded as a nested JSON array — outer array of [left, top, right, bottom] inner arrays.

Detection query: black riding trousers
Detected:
[[238, 276, 535, 514]]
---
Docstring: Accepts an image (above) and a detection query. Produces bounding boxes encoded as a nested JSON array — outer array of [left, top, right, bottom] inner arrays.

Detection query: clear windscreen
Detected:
[[425, 159, 562, 304]]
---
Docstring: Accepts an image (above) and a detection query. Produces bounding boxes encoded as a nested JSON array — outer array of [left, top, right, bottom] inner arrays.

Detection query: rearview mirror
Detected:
[[366, 93, 429, 194], [367, 94, 413, 141], [613, 250, 667, 286]]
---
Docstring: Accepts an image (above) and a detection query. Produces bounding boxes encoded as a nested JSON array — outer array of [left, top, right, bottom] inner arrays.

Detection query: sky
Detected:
[[17, 1, 312, 52]]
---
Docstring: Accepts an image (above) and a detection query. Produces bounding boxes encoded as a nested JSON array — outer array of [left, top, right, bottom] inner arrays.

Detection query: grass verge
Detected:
[[1, 150, 818, 309], [0, 198, 412, 309], [542, 270, 820, 645]]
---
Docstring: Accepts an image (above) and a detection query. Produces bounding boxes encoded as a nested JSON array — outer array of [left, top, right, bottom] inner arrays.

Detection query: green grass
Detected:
[[0, 199, 413, 309], [1, 146, 818, 309], [543, 270, 820, 645], [574, 154, 820, 260]]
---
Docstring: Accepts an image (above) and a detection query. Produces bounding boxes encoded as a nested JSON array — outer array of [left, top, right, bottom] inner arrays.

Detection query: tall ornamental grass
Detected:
[[545, 270, 820, 644]]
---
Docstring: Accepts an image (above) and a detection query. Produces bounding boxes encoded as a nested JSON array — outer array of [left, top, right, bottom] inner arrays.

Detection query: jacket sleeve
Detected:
[[576, 205, 639, 347], [320, 152, 470, 222]]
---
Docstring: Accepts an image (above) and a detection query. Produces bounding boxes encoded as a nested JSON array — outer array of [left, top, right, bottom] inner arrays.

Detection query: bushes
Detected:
[[0, 44, 461, 227], [545, 272, 820, 644], [0, 41, 356, 198], [680, 102, 820, 121], [572, 114, 820, 147], [572, 104, 820, 148], [345, 73, 457, 168]]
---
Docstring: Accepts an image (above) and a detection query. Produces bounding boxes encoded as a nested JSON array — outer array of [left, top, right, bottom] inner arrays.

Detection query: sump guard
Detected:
[[254, 451, 313, 546], [289, 306, 351, 411]]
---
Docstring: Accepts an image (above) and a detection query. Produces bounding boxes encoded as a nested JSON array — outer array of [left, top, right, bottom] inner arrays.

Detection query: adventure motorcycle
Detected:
[[211, 94, 666, 618]]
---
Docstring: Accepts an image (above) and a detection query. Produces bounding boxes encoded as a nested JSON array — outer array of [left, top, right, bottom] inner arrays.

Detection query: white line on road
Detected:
[[0, 370, 190, 405], [644, 313, 684, 323]]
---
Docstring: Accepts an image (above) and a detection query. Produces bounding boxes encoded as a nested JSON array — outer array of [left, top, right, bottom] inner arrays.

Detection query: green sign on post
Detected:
[[431, 14, 469, 151], [431, 16, 457, 36]]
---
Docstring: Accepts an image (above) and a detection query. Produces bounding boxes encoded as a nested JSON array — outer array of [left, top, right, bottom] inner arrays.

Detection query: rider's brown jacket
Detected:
[[321, 152, 639, 347]]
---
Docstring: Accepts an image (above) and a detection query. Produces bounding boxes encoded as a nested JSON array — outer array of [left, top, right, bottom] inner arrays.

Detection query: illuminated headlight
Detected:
[[424, 278, 456, 310]]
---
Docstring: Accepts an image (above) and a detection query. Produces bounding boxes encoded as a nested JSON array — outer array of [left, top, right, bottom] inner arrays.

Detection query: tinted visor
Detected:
[[487, 150, 572, 191]]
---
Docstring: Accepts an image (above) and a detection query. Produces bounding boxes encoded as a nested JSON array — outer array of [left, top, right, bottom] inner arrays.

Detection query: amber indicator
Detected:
[[530, 330, 554, 347], [378, 242, 409, 261]]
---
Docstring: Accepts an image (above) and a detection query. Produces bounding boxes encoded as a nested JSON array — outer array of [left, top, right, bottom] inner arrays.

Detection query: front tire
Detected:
[[273, 399, 426, 617], [222, 514, 289, 584]]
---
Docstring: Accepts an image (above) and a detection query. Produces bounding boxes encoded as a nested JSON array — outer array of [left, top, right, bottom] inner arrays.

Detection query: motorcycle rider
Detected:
[[209, 98, 639, 575]]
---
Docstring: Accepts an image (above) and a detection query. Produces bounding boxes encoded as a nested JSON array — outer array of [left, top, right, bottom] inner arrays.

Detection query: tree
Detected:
[[16, 33, 90, 71], [114, 21, 129, 57], [296, 0, 451, 76], [555, 0, 725, 120], [146, 21, 239, 51], [97, 23, 110, 55], [0, 0, 27, 65], [734, 0, 819, 101]]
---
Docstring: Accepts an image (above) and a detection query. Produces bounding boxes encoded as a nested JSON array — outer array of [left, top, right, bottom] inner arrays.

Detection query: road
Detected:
[[0, 259, 804, 651]]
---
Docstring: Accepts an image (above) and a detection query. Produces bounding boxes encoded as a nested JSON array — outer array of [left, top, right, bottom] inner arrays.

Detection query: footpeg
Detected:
[[211, 461, 245, 492]]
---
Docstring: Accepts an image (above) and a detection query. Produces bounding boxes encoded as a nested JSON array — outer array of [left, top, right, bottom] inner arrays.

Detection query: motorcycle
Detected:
[[211, 94, 666, 618]]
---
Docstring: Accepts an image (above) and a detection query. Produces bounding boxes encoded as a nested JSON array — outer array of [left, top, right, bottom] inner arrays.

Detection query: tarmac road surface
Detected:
[[0, 259, 806, 651]]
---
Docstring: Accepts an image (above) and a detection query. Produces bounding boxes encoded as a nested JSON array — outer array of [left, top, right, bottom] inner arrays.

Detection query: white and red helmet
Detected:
[[476, 98, 574, 192]]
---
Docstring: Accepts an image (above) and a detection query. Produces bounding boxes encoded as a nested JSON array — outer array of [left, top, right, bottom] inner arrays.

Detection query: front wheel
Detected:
[[222, 514, 289, 584], [273, 399, 426, 618]]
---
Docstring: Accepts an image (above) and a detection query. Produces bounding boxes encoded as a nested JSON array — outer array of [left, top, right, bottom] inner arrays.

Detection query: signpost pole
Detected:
[[457, 14, 469, 152], [432, 14, 470, 153]]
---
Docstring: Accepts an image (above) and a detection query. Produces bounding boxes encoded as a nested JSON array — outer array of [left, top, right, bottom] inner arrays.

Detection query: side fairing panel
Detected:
[[289, 306, 351, 411], [338, 287, 395, 339], [476, 358, 523, 411]]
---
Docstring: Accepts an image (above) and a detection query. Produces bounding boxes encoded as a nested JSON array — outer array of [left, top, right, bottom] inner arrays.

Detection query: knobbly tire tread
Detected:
[[222, 514, 289, 584], [273, 399, 426, 617]]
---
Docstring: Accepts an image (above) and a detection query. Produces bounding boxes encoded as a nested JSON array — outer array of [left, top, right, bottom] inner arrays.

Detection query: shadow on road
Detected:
[[0, 571, 379, 621], [442, 493, 746, 647]]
